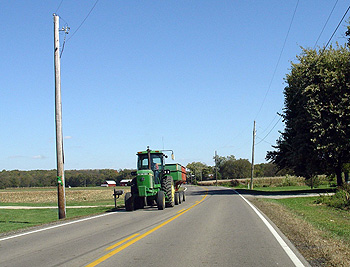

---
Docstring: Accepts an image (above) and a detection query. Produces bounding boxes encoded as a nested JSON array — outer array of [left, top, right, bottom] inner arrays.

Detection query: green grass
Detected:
[[0, 199, 122, 207], [0, 186, 126, 234], [251, 184, 333, 191], [0, 207, 115, 233], [265, 197, 350, 243]]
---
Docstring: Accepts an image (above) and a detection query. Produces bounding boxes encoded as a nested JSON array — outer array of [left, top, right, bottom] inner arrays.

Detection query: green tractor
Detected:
[[125, 147, 186, 211]]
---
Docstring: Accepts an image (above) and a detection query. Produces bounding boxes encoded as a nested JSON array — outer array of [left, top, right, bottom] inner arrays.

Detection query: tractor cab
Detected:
[[137, 150, 164, 184]]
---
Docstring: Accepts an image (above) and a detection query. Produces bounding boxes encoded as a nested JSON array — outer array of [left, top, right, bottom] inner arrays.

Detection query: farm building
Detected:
[[101, 180, 116, 187], [119, 179, 132, 186]]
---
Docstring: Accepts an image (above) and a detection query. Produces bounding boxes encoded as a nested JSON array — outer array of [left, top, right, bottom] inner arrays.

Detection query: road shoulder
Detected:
[[248, 197, 350, 266]]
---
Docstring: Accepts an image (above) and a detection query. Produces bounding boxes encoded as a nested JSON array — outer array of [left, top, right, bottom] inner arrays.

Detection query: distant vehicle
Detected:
[[125, 147, 186, 211]]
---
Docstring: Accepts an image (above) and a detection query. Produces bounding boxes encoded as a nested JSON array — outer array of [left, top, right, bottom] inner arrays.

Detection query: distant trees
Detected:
[[0, 169, 136, 189], [186, 162, 211, 182], [0, 159, 284, 189], [267, 43, 350, 186], [211, 155, 279, 179]]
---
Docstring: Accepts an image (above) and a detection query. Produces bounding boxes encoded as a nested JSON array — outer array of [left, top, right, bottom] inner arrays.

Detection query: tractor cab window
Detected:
[[137, 154, 149, 170], [137, 153, 164, 171], [151, 154, 163, 171]]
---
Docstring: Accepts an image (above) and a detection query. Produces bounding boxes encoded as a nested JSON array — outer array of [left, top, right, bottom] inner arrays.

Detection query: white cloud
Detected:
[[8, 155, 26, 159], [64, 136, 72, 139], [32, 155, 47, 159]]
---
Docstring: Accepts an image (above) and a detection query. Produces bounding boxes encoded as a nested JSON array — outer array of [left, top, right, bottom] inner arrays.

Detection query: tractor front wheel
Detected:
[[125, 192, 134, 211], [156, 191, 165, 210]]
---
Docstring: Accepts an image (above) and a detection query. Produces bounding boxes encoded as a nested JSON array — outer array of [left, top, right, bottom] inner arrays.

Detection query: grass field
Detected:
[[0, 187, 127, 234]]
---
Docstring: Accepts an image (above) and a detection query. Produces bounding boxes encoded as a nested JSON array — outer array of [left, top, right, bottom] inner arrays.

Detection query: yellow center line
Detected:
[[177, 209, 186, 214], [86, 188, 208, 267], [105, 233, 140, 251]]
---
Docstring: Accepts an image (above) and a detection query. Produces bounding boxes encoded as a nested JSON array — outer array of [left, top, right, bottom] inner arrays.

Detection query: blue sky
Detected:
[[1, 0, 349, 171]]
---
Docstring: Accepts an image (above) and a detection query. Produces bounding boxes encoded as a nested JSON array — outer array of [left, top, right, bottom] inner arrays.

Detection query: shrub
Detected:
[[305, 176, 320, 188], [230, 179, 240, 187], [282, 175, 297, 186], [316, 184, 350, 210]]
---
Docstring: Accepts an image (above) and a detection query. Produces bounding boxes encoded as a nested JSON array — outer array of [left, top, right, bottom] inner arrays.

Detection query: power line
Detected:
[[321, 5, 350, 54], [313, 0, 339, 49], [254, 0, 299, 121], [256, 116, 281, 146], [55, 0, 64, 13], [67, 0, 100, 42], [255, 4, 350, 146]]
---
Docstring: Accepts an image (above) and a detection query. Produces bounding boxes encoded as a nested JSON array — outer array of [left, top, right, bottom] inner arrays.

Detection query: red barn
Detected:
[[101, 180, 116, 187]]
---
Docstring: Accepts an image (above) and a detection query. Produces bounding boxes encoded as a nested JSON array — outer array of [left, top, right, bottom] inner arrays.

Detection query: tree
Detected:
[[221, 158, 251, 179], [254, 163, 282, 177], [186, 162, 208, 181], [267, 44, 350, 186], [212, 154, 251, 179]]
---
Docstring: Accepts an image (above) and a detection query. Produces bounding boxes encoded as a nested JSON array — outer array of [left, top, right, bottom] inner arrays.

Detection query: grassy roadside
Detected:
[[0, 187, 127, 234], [0, 207, 116, 233], [250, 197, 350, 266]]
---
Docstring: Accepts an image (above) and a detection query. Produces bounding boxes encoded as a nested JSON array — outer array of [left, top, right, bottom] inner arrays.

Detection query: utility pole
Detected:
[[54, 14, 66, 219], [250, 120, 256, 190], [215, 150, 218, 186]]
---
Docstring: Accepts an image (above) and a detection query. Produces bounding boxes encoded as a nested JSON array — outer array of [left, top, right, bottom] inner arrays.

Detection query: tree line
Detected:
[[0, 169, 135, 189], [186, 156, 283, 182], [0, 159, 279, 189]]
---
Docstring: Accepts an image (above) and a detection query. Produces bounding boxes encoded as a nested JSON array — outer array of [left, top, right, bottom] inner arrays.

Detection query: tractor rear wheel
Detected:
[[162, 176, 175, 207], [182, 191, 186, 202], [125, 192, 134, 211], [156, 191, 165, 210]]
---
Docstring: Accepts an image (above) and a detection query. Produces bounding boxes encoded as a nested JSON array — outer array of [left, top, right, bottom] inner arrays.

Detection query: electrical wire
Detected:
[[60, 30, 68, 58], [55, 0, 64, 13], [255, 4, 350, 146], [321, 5, 350, 55], [313, 0, 339, 49], [67, 0, 100, 42], [254, 0, 299, 121]]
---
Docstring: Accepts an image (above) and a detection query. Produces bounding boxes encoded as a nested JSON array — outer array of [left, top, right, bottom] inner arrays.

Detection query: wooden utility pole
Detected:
[[250, 120, 256, 190], [54, 14, 66, 219], [215, 150, 218, 186]]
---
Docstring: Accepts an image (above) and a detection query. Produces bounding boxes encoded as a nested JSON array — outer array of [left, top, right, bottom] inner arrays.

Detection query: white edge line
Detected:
[[235, 190, 305, 267], [0, 212, 114, 242]]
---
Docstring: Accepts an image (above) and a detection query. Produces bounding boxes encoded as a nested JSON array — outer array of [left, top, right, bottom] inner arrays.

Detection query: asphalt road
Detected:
[[0, 186, 309, 267]]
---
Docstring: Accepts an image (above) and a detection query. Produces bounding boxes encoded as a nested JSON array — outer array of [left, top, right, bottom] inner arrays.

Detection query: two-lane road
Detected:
[[0, 186, 309, 266]]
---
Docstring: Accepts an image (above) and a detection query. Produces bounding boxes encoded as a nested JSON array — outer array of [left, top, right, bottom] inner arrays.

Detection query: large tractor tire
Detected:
[[162, 176, 175, 208], [182, 191, 186, 202], [174, 191, 179, 205], [125, 192, 134, 211], [130, 178, 138, 195], [156, 190, 165, 210]]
